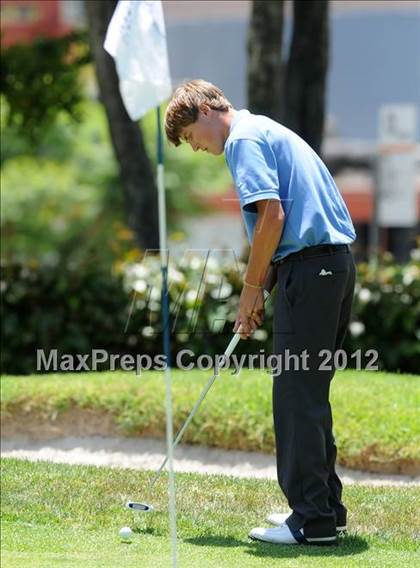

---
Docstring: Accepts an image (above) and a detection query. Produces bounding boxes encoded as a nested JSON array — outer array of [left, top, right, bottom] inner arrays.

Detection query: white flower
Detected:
[[133, 280, 147, 293], [206, 257, 219, 271], [358, 288, 372, 303], [400, 294, 411, 304], [126, 263, 149, 279], [168, 267, 184, 284], [149, 301, 160, 312], [349, 321, 365, 337], [189, 257, 203, 270], [205, 273, 220, 285], [185, 289, 199, 304], [253, 329, 268, 341], [142, 326, 155, 338], [402, 266, 419, 286], [403, 272, 413, 286], [149, 286, 161, 301], [135, 299, 146, 310], [410, 248, 420, 262], [210, 283, 233, 299]]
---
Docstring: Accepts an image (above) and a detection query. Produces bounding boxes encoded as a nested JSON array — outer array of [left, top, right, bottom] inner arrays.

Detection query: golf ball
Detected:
[[119, 526, 133, 540]]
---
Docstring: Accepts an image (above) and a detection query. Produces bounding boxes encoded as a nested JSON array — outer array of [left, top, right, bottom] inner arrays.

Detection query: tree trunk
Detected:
[[247, 0, 284, 121], [85, 0, 159, 250], [283, 0, 329, 155]]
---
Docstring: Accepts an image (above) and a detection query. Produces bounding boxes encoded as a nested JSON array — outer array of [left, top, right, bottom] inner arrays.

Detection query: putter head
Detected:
[[126, 501, 154, 513]]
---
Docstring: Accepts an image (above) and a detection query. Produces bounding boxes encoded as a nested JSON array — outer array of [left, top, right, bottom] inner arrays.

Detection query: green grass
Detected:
[[1, 370, 419, 470], [1, 458, 419, 568]]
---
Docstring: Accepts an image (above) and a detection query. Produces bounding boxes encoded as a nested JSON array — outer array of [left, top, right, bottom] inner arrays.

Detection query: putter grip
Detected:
[[224, 331, 241, 358]]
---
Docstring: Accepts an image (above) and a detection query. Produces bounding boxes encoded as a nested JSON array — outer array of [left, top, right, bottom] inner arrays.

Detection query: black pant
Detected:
[[272, 245, 356, 539]]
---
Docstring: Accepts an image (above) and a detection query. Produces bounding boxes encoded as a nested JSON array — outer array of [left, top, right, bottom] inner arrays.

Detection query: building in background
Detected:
[[165, 0, 419, 261], [0, 0, 84, 47], [1, 0, 418, 260]]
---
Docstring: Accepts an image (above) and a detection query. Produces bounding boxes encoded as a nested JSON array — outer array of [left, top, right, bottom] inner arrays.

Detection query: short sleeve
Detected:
[[227, 138, 280, 212]]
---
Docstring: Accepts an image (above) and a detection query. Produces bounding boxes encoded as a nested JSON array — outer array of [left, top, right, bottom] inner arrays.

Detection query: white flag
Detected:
[[104, 0, 172, 120]]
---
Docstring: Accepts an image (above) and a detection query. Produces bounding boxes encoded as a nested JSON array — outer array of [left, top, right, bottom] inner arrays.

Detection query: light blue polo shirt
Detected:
[[224, 109, 356, 262]]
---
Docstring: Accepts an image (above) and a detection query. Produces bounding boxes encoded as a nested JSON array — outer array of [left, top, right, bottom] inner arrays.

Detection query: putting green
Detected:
[[1, 459, 419, 567]]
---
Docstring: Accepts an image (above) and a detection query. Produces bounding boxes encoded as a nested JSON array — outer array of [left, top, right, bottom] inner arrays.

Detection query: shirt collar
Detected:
[[229, 108, 251, 135], [224, 109, 251, 153]]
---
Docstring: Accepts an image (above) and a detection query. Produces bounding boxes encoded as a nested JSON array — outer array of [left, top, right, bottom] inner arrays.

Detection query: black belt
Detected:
[[272, 244, 351, 265]]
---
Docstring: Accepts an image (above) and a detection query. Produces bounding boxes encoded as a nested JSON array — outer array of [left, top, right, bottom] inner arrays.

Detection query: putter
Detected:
[[127, 288, 272, 512]]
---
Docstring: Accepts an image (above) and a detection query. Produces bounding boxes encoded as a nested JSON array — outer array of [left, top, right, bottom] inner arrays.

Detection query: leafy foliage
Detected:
[[1, 98, 232, 267], [1, 252, 418, 375], [0, 99, 143, 266], [0, 31, 91, 145], [346, 251, 420, 374]]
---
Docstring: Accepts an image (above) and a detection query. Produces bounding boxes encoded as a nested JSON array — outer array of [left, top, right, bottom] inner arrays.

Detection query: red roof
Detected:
[[1, 0, 71, 47], [198, 177, 420, 223]]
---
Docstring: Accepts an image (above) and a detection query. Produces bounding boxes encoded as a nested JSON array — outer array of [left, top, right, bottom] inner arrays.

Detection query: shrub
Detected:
[[346, 251, 420, 374], [1, 251, 418, 375], [0, 32, 90, 145], [1, 98, 231, 268]]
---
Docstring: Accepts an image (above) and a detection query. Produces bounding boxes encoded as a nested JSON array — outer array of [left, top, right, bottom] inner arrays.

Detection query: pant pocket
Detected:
[[284, 261, 302, 309], [274, 263, 295, 334]]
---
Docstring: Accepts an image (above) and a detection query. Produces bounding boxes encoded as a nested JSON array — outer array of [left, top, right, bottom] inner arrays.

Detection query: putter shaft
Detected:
[[148, 340, 239, 489], [148, 289, 271, 490]]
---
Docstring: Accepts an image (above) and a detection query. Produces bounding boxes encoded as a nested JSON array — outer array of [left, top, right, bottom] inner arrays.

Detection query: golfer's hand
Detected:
[[233, 285, 265, 340]]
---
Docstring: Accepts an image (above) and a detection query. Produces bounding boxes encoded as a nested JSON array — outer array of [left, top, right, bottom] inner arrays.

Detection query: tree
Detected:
[[85, 0, 159, 250], [283, 1, 329, 154], [247, 0, 329, 154], [247, 0, 284, 122], [0, 32, 90, 145]]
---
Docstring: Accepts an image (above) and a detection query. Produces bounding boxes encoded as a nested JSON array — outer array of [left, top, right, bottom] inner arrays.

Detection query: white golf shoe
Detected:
[[249, 522, 301, 544], [266, 511, 347, 533], [266, 511, 291, 526]]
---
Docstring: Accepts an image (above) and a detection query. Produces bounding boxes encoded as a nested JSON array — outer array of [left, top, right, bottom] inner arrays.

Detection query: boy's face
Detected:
[[180, 105, 227, 156]]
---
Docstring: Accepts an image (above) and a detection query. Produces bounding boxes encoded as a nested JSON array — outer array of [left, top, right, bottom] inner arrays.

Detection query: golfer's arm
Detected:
[[244, 199, 284, 290]]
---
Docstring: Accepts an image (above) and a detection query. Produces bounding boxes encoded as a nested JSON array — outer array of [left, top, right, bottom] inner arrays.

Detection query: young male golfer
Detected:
[[165, 79, 357, 545]]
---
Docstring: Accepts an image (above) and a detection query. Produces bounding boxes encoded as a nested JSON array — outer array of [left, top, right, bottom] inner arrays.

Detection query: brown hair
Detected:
[[164, 79, 233, 146]]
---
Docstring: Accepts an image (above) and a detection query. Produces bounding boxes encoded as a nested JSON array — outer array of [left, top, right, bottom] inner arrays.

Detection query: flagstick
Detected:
[[156, 106, 177, 567]]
